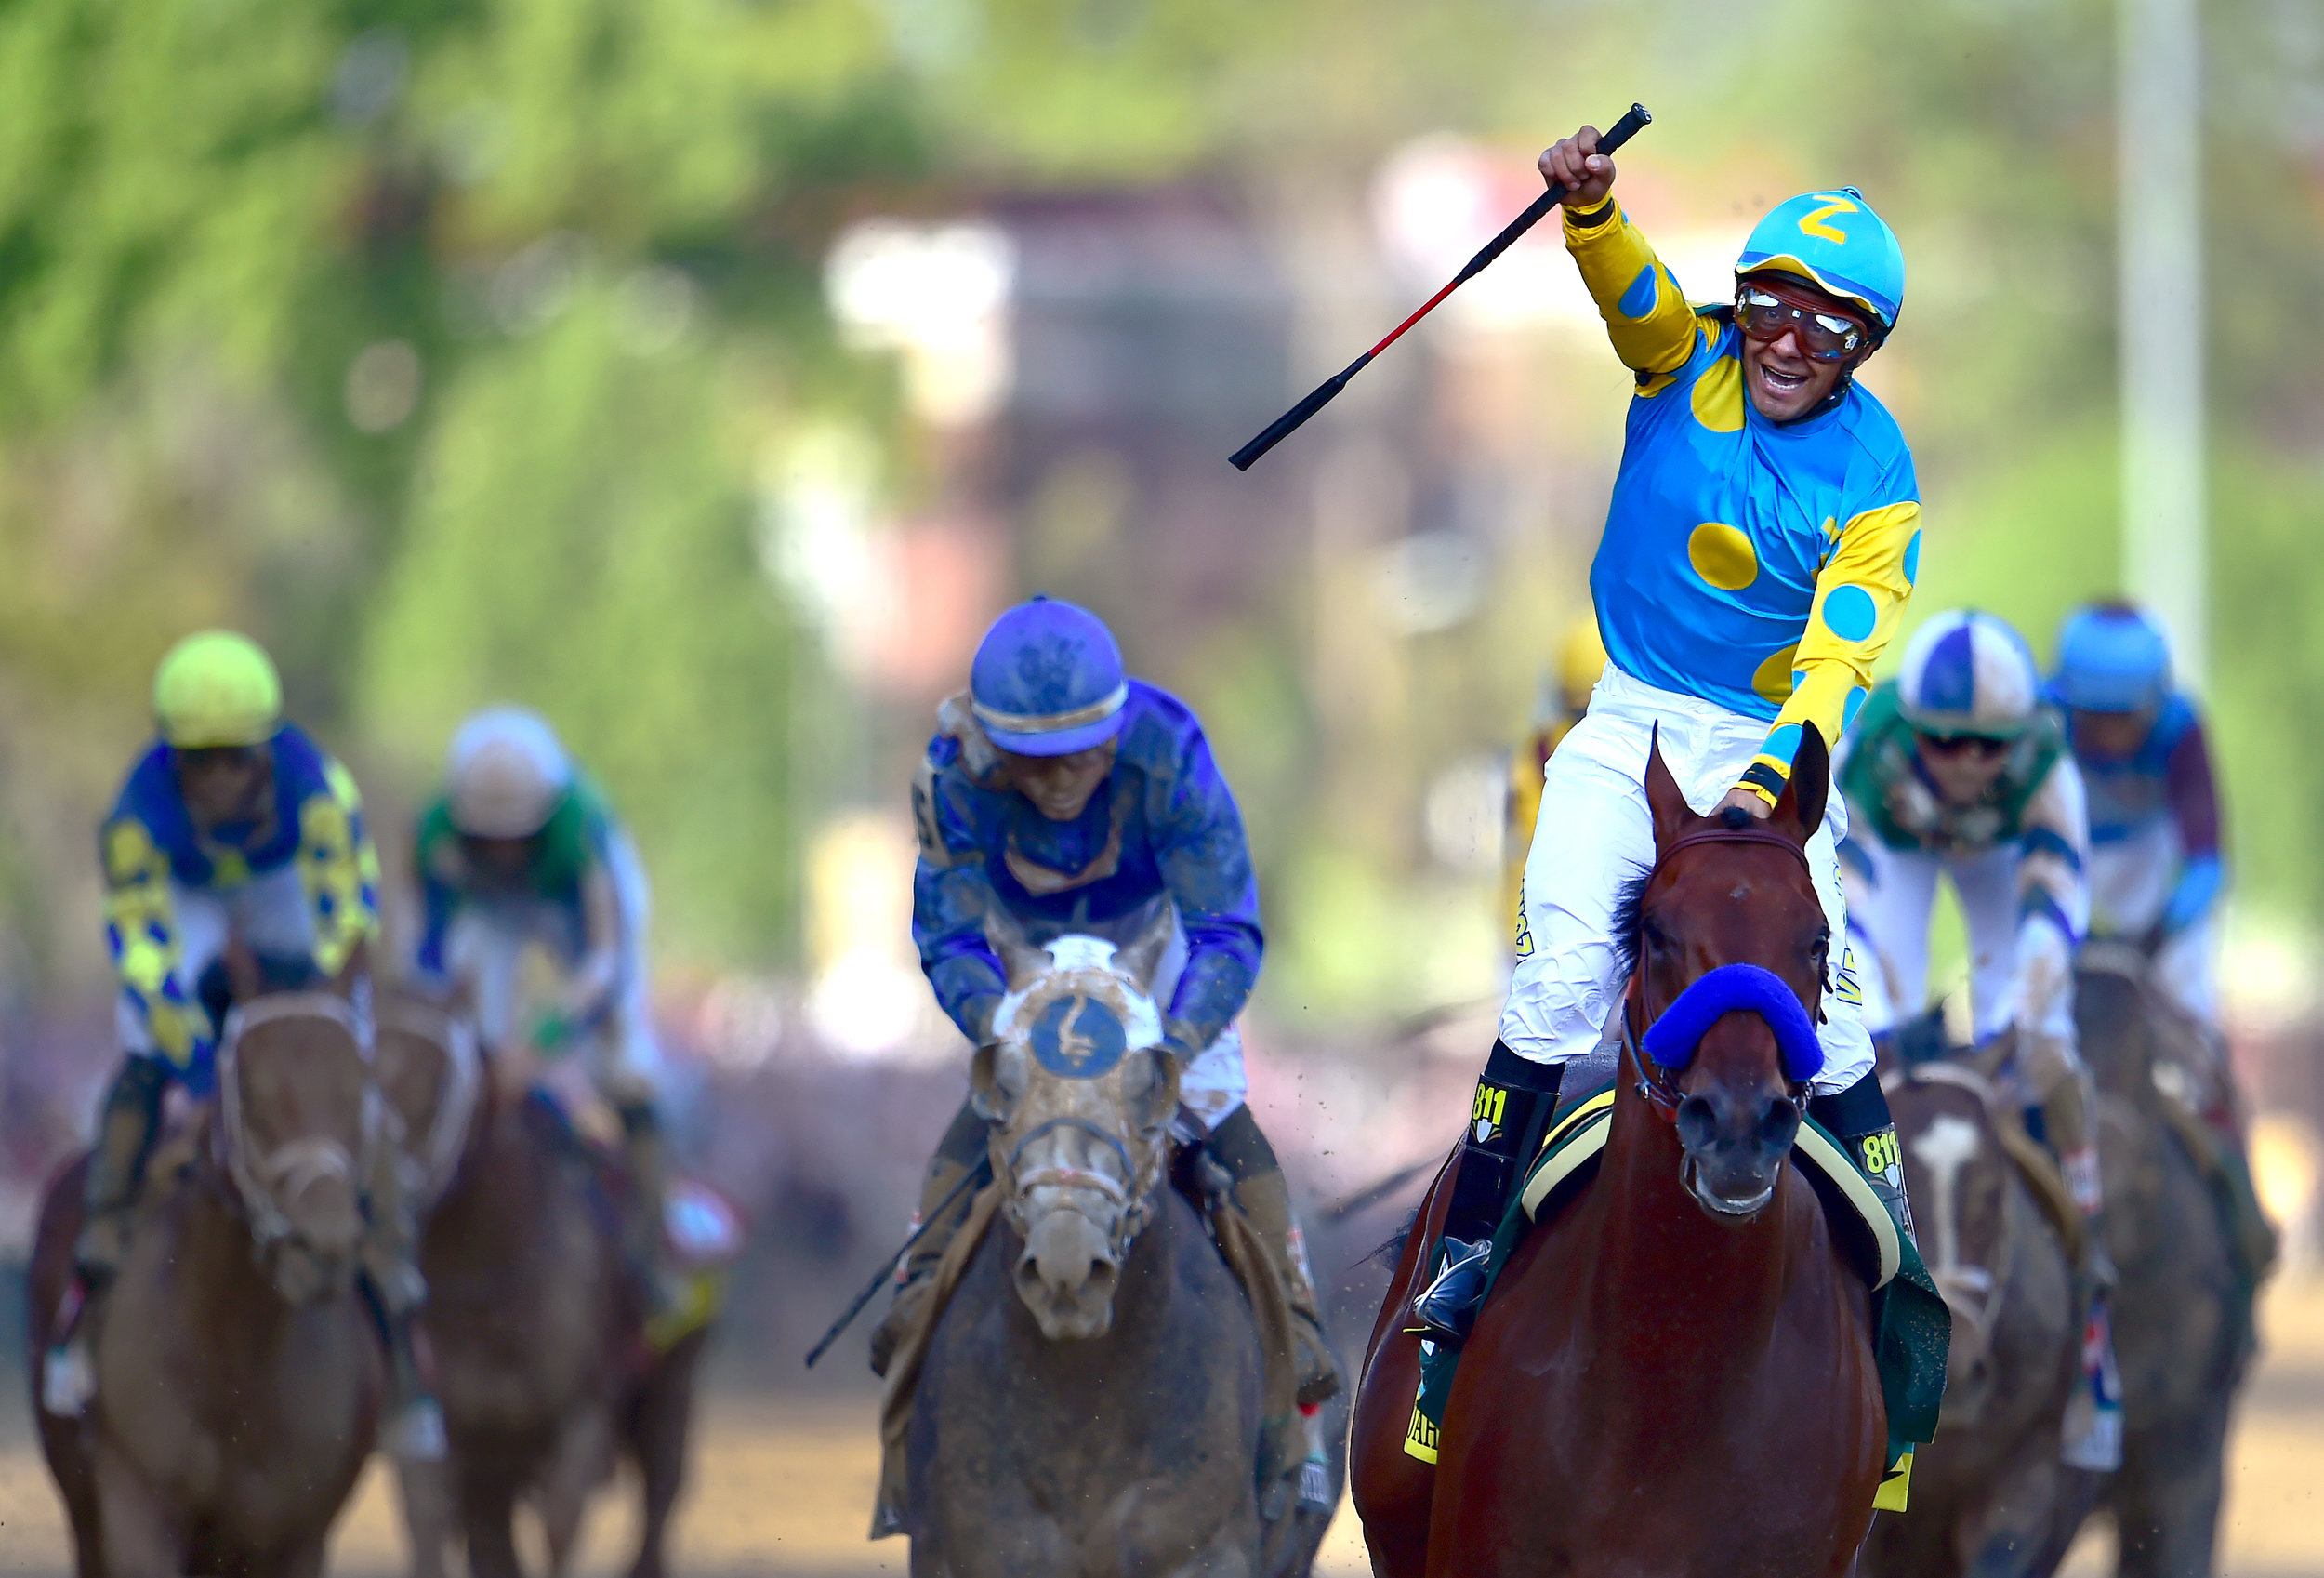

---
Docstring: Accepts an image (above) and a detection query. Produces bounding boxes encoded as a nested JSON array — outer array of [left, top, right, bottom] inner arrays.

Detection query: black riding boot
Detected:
[[1409, 1041, 1564, 1345], [1207, 1105, 1343, 1407], [1808, 1066, 1918, 1244], [360, 1269, 446, 1462], [75, 1054, 172, 1281]]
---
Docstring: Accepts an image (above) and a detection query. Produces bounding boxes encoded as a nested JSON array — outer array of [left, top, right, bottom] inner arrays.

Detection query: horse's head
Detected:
[[373, 980, 484, 1216], [1629, 724, 1831, 1218], [215, 940, 378, 1303], [1883, 1067, 2015, 1425], [974, 908, 1180, 1341], [2072, 940, 2159, 1104]]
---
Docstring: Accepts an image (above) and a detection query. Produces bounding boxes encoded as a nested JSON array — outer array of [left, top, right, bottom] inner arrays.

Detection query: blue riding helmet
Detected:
[[1895, 610, 2040, 738], [1735, 187, 1905, 336], [970, 596, 1130, 757], [2052, 603, 2172, 714]]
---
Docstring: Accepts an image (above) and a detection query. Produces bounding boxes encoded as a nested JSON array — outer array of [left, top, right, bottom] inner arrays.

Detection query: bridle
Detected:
[[1622, 821, 1819, 1120], [215, 992, 380, 1258], [993, 1109, 1169, 1266]]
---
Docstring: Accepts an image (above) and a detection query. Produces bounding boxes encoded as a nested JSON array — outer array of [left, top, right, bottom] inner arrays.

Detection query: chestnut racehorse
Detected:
[[1351, 724, 1888, 1577]]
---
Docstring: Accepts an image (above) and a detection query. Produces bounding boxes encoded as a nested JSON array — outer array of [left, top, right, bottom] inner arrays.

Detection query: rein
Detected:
[[1624, 819, 1820, 1120], [376, 997, 485, 1213], [993, 1108, 1169, 1266]]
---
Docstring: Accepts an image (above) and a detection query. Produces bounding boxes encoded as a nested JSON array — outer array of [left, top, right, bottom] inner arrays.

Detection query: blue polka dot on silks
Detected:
[[1821, 584, 1880, 643], [1901, 530, 1922, 586], [1760, 723, 1802, 766], [1618, 264, 1659, 321], [1842, 685, 1868, 731]]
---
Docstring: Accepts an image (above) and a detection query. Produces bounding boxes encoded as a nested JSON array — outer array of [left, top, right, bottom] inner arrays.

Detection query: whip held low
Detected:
[[1228, 102, 1652, 472], [804, 1156, 994, 1370]]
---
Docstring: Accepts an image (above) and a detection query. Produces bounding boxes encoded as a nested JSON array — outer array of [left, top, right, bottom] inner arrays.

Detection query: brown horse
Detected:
[[2069, 951, 2253, 1578], [1351, 725, 1889, 1578], [1864, 1060, 2087, 1578], [900, 923, 1344, 1577], [28, 963, 385, 1578], [374, 988, 704, 1578]]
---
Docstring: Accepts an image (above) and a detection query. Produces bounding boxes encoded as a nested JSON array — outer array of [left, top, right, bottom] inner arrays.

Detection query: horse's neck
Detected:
[[152, 1159, 296, 1338], [1584, 1080, 1797, 1347]]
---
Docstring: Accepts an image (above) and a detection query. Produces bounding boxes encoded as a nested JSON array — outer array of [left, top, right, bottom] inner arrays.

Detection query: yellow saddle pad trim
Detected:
[[1874, 1446, 1913, 1511], [1516, 1091, 1900, 1290]]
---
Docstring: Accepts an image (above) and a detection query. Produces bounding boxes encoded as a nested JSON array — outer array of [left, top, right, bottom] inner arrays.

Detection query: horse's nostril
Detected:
[[1676, 1094, 1719, 1150], [1760, 1095, 1802, 1148]]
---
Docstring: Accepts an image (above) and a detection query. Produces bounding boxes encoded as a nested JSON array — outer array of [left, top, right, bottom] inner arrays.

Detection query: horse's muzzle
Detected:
[[1674, 1087, 1801, 1219], [1014, 1204, 1122, 1340]]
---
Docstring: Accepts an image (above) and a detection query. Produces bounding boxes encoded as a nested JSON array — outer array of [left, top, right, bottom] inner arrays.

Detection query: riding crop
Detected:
[[804, 1154, 995, 1369], [1228, 102, 1652, 472]]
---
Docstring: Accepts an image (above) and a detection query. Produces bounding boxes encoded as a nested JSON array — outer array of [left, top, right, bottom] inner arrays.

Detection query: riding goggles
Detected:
[[1736, 286, 1867, 362], [1916, 731, 2011, 762]]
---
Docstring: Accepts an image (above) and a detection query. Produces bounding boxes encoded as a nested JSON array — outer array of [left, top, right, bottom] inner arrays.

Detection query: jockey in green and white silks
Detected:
[[1414, 126, 1922, 1345], [410, 708, 677, 1308], [874, 597, 1340, 1412], [2050, 603, 2226, 1028], [1835, 609, 2122, 1471]]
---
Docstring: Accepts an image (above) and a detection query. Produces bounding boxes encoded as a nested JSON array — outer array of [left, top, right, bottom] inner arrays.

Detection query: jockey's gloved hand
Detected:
[[529, 1008, 571, 1053]]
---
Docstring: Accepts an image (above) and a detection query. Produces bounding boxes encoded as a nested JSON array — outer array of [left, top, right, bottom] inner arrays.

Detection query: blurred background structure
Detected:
[[1, 0, 2323, 1571]]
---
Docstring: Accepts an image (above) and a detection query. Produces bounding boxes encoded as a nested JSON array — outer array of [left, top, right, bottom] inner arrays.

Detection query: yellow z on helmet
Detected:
[[151, 630, 283, 749]]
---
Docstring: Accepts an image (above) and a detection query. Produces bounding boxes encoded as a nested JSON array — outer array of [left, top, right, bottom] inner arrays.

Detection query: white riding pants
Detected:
[[116, 865, 318, 1056], [1150, 913, 1246, 1133], [2088, 821, 2218, 1026], [441, 831, 664, 1106], [1843, 837, 2076, 1046], [1499, 665, 1874, 1096]]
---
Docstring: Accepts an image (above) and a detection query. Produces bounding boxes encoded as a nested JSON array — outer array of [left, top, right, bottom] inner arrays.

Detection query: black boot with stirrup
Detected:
[[1409, 1041, 1564, 1346]]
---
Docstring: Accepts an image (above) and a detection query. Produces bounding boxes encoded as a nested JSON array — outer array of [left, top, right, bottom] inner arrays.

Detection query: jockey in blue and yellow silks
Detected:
[[874, 597, 1337, 1411], [62, 631, 441, 1458], [1416, 126, 1923, 1344]]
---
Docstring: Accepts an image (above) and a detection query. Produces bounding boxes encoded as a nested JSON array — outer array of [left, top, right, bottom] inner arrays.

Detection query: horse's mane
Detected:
[[1608, 868, 1650, 985]]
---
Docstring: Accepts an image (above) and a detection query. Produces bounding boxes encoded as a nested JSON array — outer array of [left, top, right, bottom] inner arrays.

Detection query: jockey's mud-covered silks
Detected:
[[912, 680, 1262, 1056], [1564, 193, 1922, 807], [1836, 683, 2090, 1043], [100, 723, 380, 1069]]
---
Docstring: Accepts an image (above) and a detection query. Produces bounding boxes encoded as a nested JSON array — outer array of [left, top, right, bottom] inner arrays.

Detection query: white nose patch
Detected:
[[1909, 1113, 1982, 1279]]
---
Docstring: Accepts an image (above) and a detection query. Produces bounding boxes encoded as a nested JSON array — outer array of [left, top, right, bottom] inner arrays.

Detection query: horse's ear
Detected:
[[970, 1041, 1026, 1123], [982, 908, 1050, 992], [1129, 1045, 1181, 1136], [1115, 904, 1175, 994], [223, 935, 265, 1005], [1772, 723, 1829, 841], [1644, 723, 1694, 848]]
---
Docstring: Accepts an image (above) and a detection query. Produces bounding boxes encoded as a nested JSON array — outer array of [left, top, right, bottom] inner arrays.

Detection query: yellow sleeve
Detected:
[[1562, 196, 1707, 381], [1738, 500, 1921, 805], [101, 816, 201, 1063], [297, 758, 383, 976]]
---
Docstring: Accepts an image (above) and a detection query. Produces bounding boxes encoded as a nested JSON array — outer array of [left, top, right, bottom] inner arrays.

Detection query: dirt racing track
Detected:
[[5, 1279, 2324, 1577]]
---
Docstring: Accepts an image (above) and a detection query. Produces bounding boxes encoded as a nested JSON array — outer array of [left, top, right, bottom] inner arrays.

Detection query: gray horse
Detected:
[[902, 922, 1343, 1577], [1864, 1059, 2087, 1578], [2071, 948, 2254, 1578]]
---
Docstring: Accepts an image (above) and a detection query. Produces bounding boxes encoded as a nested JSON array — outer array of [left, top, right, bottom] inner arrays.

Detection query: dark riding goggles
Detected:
[[1736, 285, 1868, 362], [1916, 731, 2012, 762]]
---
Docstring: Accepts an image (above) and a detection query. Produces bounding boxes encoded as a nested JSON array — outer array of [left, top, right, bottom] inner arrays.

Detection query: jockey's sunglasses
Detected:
[[1918, 732, 2011, 762], [1736, 286, 1867, 362]]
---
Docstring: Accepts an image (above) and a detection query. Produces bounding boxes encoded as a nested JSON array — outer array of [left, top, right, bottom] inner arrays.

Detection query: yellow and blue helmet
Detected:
[[152, 630, 283, 749], [1735, 187, 1905, 337]]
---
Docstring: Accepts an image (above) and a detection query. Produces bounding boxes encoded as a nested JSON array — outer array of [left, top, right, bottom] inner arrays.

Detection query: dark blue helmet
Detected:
[[970, 597, 1129, 756]]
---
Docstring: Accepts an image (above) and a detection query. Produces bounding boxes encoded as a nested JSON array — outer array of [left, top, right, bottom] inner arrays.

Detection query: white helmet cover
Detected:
[[446, 707, 574, 838], [1895, 610, 2041, 737]]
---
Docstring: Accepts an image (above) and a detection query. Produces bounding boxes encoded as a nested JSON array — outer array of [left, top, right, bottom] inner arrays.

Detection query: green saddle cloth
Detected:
[[1406, 1082, 1948, 1507]]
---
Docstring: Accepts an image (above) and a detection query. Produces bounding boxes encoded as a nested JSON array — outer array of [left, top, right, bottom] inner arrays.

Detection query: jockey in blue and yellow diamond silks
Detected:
[[66, 631, 442, 1460], [872, 596, 1339, 1412], [1415, 124, 1924, 1344]]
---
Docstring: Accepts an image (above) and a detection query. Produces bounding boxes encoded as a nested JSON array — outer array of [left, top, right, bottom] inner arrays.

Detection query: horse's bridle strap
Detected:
[[1649, 824, 1813, 886]]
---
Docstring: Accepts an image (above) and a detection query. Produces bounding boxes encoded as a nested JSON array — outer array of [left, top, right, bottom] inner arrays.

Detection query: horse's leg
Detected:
[[535, 1407, 614, 1578], [623, 1333, 706, 1578], [395, 1454, 456, 1578], [2115, 1395, 2232, 1578], [90, 1445, 182, 1578], [1350, 1154, 1457, 1578], [457, 1464, 527, 1578]]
